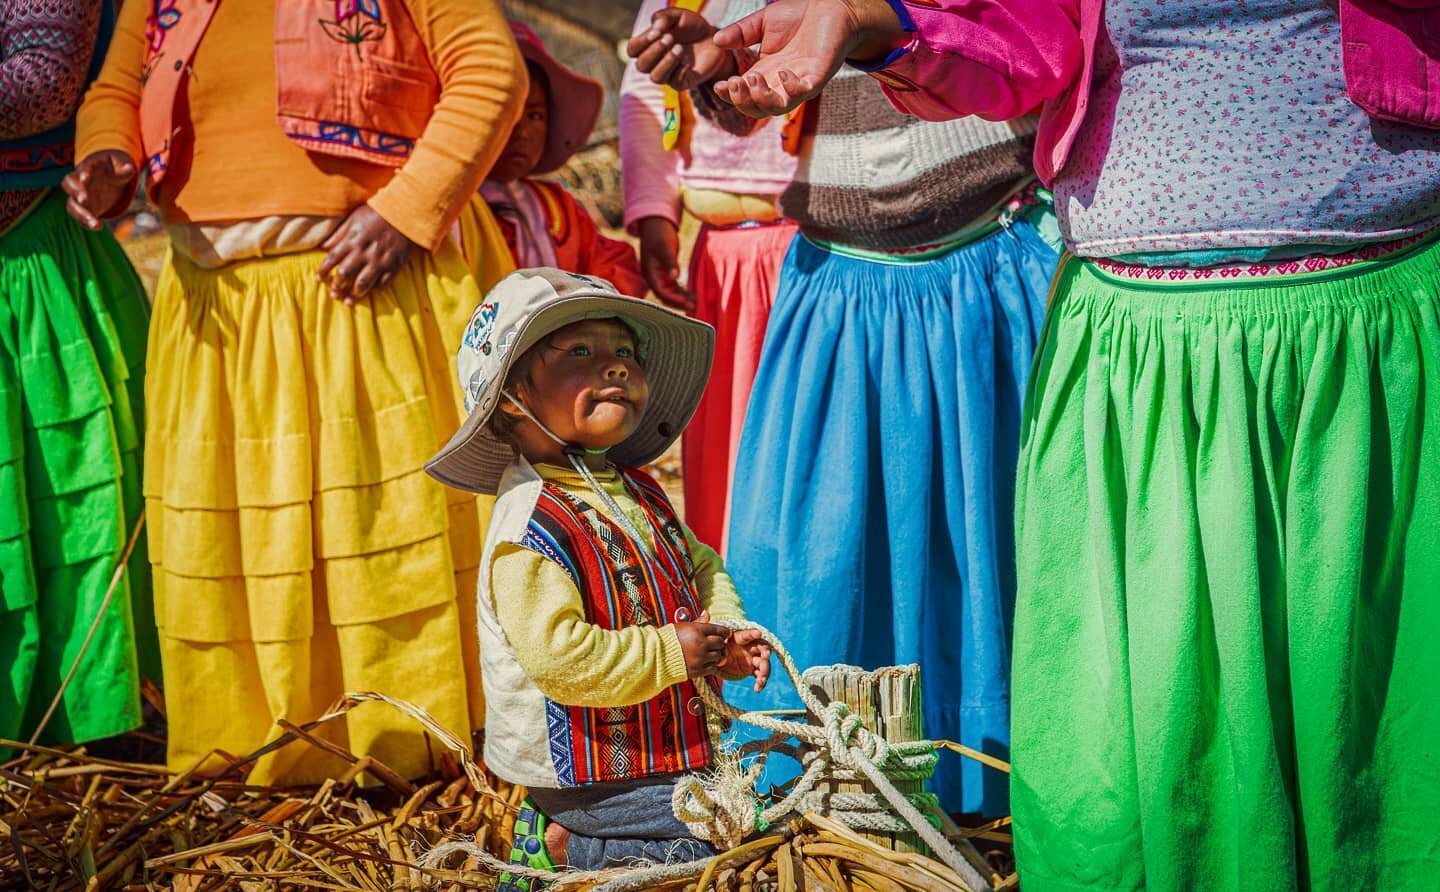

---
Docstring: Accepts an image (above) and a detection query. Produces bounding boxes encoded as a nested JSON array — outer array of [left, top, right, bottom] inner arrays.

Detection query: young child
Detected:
[[67, 0, 525, 785], [459, 25, 647, 301], [425, 268, 770, 876]]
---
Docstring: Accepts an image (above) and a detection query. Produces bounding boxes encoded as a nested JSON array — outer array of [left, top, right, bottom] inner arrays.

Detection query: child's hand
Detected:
[[62, 151, 137, 230], [626, 8, 733, 91], [719, 627, 772, 692], [637, 217, 694, 311], [319, 204, 415, 305], [674, 616, 729, 678]]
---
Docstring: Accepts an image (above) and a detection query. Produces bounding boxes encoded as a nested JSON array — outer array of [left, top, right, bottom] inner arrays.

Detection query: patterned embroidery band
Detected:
[[1090, 231, 1436, 283]]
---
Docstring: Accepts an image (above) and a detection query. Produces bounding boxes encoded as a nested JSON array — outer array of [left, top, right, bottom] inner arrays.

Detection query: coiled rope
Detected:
[[419, 622, 995, 891], [672, 620, 991, 892]]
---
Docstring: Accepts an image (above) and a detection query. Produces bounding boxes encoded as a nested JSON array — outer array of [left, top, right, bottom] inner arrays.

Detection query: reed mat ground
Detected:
[[0, 693, 1015, 891]]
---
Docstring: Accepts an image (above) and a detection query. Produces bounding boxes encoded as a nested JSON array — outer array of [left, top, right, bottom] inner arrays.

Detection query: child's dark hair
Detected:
[[525, 59, 549, 95], [489, 349, 538, 447]]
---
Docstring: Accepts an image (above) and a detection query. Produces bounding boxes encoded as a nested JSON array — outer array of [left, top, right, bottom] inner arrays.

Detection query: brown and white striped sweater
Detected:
[[784, 68, 1037, 252], [697, 8, 1037, 252]]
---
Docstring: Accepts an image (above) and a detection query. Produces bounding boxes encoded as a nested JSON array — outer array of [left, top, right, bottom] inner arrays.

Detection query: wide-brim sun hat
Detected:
[[426, 268, 715, 495], [511, 22, 604, 176]]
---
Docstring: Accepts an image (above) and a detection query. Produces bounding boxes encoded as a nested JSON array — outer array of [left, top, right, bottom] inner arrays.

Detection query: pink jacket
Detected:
[[875, 0, 1440, 184]]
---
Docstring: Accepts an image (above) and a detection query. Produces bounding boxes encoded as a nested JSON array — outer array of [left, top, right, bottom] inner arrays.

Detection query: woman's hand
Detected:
[[318, 204, 416, 305], [62, 150, 138, 230], [626, 8, 733, 91], [637, 216, 694, 311], [719, 627, 772, 692], [675, 615, 730, 678], [712, 0, 907, 117]]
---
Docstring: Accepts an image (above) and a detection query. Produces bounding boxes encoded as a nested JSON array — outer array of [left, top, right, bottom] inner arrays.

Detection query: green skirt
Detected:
[[0, 190, 153, 749], [1013, 236, 1440, 890]]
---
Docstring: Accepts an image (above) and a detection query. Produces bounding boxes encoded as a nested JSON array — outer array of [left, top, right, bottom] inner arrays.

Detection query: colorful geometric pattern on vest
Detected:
[[518, 465, 715, 787]]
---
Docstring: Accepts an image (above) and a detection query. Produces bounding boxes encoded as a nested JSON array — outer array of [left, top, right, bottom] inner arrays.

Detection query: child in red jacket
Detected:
[[462, 23, 646, 298]]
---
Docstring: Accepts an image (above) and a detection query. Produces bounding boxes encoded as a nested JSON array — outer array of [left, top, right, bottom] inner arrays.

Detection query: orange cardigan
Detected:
[[76, 0, 524, 250]]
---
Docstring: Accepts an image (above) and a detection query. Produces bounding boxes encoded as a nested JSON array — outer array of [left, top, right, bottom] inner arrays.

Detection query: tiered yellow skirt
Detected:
[[145, 238, 507, 785]]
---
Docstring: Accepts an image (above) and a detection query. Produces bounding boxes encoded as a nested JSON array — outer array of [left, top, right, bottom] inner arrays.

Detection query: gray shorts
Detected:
[[528, 775, 716, 870]]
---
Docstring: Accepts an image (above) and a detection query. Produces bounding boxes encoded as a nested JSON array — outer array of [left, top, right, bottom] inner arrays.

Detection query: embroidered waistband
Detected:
[[1089, 231, 1434, 283], [806, 178, 1049, 265]]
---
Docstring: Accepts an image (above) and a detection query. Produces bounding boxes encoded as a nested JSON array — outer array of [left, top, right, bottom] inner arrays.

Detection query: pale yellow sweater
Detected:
[[489, 464, 745, 709]]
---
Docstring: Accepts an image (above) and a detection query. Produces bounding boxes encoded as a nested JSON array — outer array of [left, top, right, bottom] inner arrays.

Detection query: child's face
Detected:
[[506, 318, 649, 457], [489, 72, 549, 183]]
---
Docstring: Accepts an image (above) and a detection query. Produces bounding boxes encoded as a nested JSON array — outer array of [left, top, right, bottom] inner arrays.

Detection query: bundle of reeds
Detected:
[[0, 693, 1015, 891]]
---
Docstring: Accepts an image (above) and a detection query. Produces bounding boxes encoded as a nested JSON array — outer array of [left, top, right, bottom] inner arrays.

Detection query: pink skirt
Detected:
[[681, 220, 798, 552]]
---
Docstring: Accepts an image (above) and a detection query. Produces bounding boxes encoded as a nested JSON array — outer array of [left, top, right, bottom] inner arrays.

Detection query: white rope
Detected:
[[418, 837, 707, 889], [673, 620, 994, 892]]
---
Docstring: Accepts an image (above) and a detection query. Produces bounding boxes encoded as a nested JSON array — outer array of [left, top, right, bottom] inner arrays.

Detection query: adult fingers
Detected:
[[654, 279, 695, 312], [648, 43, 689, 87], [324, 252, 361, 302], [730, 629, 763, 646], [753, 655, 771, 691], [633, 31, 676, 74], [352, 258, 382, 297], [317, 233, 351, 279], [373, 266, 399, 294], [776, 69, 815, 105], [109, 154, 136, 179], [65, 193, 100, 230], [320, 219, 349, 253], [645, 249, 694, 310], [714, 8, 767, 50]]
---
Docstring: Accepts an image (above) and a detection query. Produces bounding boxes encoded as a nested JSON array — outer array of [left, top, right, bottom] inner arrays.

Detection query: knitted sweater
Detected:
[[709, 0, 1037, 252], [783, 67, 1038, 252], [0, 0, 103, 231]]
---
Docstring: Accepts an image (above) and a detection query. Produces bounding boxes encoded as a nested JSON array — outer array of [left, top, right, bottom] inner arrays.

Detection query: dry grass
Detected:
[[0, 692, 1013, 891]]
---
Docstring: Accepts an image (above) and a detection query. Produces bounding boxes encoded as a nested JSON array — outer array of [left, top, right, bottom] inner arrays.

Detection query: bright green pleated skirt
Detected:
[[0, 190, 153, 750], [1013, 235, 1440, 890]]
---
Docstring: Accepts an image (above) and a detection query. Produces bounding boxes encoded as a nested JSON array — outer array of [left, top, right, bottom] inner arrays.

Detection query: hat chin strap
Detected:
[[502, 393, 673, 584], [502, 391, 610, 457]]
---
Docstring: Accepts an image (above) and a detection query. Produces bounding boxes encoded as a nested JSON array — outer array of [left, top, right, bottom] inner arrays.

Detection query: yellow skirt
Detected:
[[454, 193, 517, 286], [145, 238, 502, 785]]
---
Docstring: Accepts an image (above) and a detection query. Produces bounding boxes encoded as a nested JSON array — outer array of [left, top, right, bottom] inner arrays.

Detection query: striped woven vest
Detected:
[[519, 466, 715, 786]]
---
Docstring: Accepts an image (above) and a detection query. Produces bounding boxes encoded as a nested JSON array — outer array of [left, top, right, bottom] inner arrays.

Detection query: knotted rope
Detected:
[[672, 620, 992, 892], [419, 623, 995, 891]]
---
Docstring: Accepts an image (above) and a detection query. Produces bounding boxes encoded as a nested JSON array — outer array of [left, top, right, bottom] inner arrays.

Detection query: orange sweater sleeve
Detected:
[[368, 0, 527, 252], [74, 0, 147, 168]]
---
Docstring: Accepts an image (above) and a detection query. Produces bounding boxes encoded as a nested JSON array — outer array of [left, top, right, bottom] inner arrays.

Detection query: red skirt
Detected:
[[681, 220, 797, 552]]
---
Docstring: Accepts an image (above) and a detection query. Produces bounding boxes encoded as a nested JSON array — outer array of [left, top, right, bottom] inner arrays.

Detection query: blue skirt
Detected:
[[724, 219, 1059, 815]]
